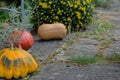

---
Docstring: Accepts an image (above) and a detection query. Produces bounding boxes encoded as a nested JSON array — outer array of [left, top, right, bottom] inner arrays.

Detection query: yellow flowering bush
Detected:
[[31, 0, 94, 32]]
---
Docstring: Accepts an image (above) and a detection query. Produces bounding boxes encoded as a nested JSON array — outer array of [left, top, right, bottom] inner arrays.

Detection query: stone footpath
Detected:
[[29, 1, 120, 80], [31, 63, 120, 80]]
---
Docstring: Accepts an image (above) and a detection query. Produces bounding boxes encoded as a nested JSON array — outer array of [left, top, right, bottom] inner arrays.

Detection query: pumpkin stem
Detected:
[[18, 44, 22, 49]]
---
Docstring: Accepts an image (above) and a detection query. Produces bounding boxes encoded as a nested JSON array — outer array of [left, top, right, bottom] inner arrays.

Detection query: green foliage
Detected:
[[86, 17, 114, 40], [0, 8, 33, 44], [0, 25, 13, 43], [68, 56, 99, 65], [31, 0, 94, 32], [113, 54, 120, 62], [0, 11, 10, 22], [108, 53, 120, 62], [0, 1, 6, 7]]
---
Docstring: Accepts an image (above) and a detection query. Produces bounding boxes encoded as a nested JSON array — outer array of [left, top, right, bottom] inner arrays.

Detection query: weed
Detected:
[[86, 17, 114, 40], [106, 53, 120, 62], [67, 56, 101, 65]]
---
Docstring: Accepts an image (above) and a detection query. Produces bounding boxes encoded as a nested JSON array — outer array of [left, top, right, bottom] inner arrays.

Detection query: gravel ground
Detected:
[[30, 62, 120, 80], [30, 1, 120, 80], [29, 34, 65, 59], [29, 33, 75, 60]]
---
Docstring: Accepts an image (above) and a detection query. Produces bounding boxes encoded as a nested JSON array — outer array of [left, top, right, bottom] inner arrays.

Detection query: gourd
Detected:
[[9, 30, 34, 50], [0, 48, 38, 79], [38, 23, 67, 40]]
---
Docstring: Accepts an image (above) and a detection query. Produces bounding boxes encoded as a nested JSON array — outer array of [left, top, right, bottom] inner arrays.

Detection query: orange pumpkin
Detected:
[[9, 30, 34, 50], [38, 23, 67, 40]]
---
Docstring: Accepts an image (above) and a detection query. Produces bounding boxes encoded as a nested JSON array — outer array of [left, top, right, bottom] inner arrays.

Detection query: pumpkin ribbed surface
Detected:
[[0, 48, 38, 79], [38, 23, 67, 40]]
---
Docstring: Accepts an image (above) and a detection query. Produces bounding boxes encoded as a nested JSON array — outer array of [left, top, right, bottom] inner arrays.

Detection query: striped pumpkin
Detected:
[[0, 48, 38, 79]]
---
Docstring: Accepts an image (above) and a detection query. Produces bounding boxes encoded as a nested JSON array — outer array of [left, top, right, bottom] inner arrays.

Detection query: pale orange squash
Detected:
[[38, 23, 67, 40]]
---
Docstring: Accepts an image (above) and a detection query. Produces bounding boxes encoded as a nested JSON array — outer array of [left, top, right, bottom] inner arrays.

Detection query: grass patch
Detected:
[[114, 54, 120, 62], [68, 56, 101, 65], [86, 17, 114, 40], [106, 53, 120, 62]]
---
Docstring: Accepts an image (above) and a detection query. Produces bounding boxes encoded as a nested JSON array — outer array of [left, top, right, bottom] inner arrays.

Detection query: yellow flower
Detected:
[[64, 12, 66, 14], [60, 1, 64, 4], [55, 16, 59, 20], [84, 11, 86, 14], [76, 1, 80, 5], [79, 22, 83, 27], [49, 1, 52, 4], [57, 9, 61, 14], [39, 2, 48, 8], [86, 0, 92, 3], [61, 10, 63, 12], [63, 2, 66, 4], [41, 13, 44, 15], [46, 16, 49, 18], [67, 17, 71, 21], [76, 25, 79, 30], [86, 0, 89, 3], [50, 20, 52, 22], [88, 0, 92, 3], [80, 7, 85, 11], [32, 0, 34, 2], [68, 1, 73, 7], [80, 7, 86, 14], [74, 4, 78, 8], [88, 13, 90, 15], [76, 12, 81, 19], [71, 12, 74, 15], [90, 0, 93, 2], [83, 1, 86, 5]]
